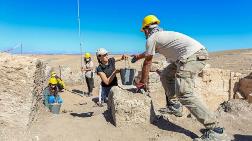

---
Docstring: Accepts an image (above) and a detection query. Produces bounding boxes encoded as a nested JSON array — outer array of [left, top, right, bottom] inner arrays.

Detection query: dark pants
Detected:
[[85, 77, 94, 94]]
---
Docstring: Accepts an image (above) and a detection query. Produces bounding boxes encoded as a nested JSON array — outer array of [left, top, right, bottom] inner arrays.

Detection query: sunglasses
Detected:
[[98, 53, 108, 57], [143, 26, 149, 30]]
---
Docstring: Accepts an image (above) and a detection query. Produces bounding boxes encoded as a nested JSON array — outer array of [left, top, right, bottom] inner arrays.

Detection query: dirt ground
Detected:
[[3, 49, 252, 141]]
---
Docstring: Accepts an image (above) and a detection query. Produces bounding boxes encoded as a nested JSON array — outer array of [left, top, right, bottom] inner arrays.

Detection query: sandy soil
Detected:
[[4, 50, 252, 141]]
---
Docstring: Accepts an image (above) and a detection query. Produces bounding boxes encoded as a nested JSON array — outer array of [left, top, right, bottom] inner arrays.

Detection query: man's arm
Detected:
[[140, 54, 153, 85], [131, 52, 146, 63]]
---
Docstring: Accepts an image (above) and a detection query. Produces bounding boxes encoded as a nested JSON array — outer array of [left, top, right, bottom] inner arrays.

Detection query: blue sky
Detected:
[[0, 0, 251, 54]]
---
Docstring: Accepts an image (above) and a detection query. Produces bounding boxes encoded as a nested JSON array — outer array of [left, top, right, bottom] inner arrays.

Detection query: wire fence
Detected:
[[1, 43, 23, 54]]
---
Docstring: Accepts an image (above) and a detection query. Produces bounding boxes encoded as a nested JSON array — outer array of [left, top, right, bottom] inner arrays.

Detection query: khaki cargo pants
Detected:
[[160, 49, 217, 129]]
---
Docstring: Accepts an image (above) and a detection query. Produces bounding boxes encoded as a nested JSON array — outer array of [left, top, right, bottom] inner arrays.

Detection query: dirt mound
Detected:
[[0, 53, 50, 140]]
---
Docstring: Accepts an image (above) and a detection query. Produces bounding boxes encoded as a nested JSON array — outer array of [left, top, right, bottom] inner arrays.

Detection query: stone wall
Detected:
[[194, 68, 241, 110], [0, 53, 49, 128], [145, 62, 242, 111]]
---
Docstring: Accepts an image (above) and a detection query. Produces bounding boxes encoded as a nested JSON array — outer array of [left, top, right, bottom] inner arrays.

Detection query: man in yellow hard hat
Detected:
[[50, 71, 65, 92], [81, 52, 94, 97], [131, 15, 225, 141]]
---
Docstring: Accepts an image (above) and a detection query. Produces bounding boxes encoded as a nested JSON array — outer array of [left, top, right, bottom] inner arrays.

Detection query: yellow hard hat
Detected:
[[49, 77, 57, 85], [141, 15, 160, 32], [51, 71, 56, 77], [85, 53, 91, 59]]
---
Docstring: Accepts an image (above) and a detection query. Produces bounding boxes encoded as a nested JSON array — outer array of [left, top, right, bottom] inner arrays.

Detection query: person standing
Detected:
[[82, 53, 95, 97], [131, 15, 225, 141]]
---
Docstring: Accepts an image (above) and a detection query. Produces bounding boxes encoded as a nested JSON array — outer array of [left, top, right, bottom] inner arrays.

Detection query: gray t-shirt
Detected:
[[146, 31, 205, 62]]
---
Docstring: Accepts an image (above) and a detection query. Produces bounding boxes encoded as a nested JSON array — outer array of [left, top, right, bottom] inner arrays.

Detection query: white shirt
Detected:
[[146, 31, 205, 62], [85, 60, 94, 78]]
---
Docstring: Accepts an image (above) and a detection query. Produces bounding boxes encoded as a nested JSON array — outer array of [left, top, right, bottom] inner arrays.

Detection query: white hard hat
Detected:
[[96, 48, 108, 56]]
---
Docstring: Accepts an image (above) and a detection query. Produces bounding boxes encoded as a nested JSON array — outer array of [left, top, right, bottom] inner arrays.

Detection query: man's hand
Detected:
[[135, 82, 145, 89], [131, 55, 138, 63]]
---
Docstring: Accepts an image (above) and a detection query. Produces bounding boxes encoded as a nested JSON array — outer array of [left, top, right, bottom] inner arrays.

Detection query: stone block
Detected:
[[248, 94, 252, 103], [107, 86, 155, 127], [239, 78, 252, 98]]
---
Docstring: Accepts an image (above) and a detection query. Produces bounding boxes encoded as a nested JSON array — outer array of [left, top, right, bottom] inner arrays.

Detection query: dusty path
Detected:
[[28, 85, 252, 141], [29, 84, 206, 141]]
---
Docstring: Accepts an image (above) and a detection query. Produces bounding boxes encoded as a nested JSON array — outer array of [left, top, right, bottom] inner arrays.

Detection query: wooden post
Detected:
[[59, 65, 62, 79]]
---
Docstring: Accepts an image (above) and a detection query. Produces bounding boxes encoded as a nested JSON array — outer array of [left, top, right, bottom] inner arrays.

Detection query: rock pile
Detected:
[[59, 66, 83, 84]]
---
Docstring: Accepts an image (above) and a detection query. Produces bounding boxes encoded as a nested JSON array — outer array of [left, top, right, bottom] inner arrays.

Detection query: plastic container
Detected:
[[49, 103, 61, 114]]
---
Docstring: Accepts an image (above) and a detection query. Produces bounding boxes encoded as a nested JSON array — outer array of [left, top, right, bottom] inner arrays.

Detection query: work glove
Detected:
[[135, 82, 149, 95], [131, 55, 138, 63], [135, 82, 145, 89]]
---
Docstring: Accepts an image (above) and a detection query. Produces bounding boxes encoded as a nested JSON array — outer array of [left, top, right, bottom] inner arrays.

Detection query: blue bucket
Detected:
[[49, 103, 61, 114]]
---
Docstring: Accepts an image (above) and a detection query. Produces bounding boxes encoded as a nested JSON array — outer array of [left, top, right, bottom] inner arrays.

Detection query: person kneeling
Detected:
[[48, 77, 63, 104]]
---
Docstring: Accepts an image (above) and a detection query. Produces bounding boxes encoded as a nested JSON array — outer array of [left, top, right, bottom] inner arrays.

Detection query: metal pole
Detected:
[[77, 0, 83, 69], [21, 42, 23, 55], [59, 65, 62, 78]]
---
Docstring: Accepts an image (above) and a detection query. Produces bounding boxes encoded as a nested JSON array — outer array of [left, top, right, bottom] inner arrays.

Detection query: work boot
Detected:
[[193, 127, 226, 141], [159, 100, 183, 117], [97, 102, 103, 107], [89, 93, 93, 97], [87, 92, 93, 97], [159, 104, 183, 117]]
